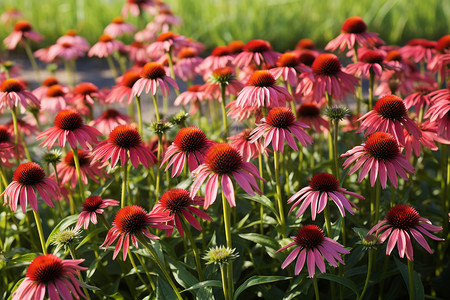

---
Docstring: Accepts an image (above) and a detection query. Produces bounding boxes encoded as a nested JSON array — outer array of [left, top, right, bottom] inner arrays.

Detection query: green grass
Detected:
[[0, 0, 449, 51]]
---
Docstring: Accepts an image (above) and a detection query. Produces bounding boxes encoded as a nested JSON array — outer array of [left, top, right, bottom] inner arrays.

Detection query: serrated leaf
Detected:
[[238, 233, 280, 250], [317, 273, 359, 297], [233, 275, 291, 300]]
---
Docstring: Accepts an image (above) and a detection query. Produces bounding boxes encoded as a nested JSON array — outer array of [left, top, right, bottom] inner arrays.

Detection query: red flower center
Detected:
[[364, 132, 399, 161], [73, 82, 98, 95], [297, 103, 320, 117], [54, 110, 84, 131], [140, 62, 166, 80], [205, 143, 242, 174], [436, 35, 450, 52], [297, 50, 316, 66], [188, 85, 202, 92], [131, 41, 145, 49], [42, 77, 59, 87], [64, 149, 90, 167], [178, 47, 197, 59], [247, 70, 276, 87], [277, 53, 298, 67], [1, 78, 24, 93], [156, 31, 176, 42], [65, 29, 78, 36], [159, 189, 191, 214], [61, 42, 72, 48], [99, 34, 113, 43], [309, 173, 339, 192], [114, 205, 149, 234], [173, 126, 207, 153], [228, 40, 244, 54], [14, 20, 32, 32], [0, 126, 11, 143], [82, 196, 103, 212], [13, 162, 45, 186], [112, 16, 124, 24], [266, 107, 295, 129], [373, 95, 407, 120], [211, 46, 231, 57], [294, 225, 324, 249], [109, 125, 142, 149], [386, 204, 420, 230], [26, 254, 64, 283], [360, 50, 385, 64], [244, 39, 271, 53], [46, 85, 65, 97], [101, 109, 122, 119], [341, 16, 367, 34], [312, 54, 342, 76], [159, 9, 173, 15], [385, 51, 402, 62], [121, 72, 141, 88], [296, 38, 315, 50]]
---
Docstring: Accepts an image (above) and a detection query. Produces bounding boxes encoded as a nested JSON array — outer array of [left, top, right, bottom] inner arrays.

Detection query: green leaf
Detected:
[[317, 273, 359, 297], [92, 177, 115, 196], [167, 257, 199, 289], [76, 227, 107, 250], [352, 227, 369, 239], [78, 281, 101, 291], [45, 215, 79, 248], [394, 257, 424, 300], [180, 280, 222, 293], [238, 233, 280, 250], [233, 275, 291, 300], [239, 194, 280, 222]]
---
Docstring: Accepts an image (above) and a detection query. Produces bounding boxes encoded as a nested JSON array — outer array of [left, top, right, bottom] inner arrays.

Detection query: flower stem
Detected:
[[32, 210, 47, 254], [220, 264, 230, 300], [128, 251, 154, 292], [69, 247, 92, 300], [407, 259, 415, 300], [135, 96, 143, 136], [332, 119, 339, 180], [222, 191, 234, 297], [64, 59, 75, 87], [274, 151, 286, 238], [121, 162, 128, 208], [155, 134, 162, 201], [179, 214, 204, 281], [220, 83, 228, 140], [71, 147, 86, 201], [106, 55, 118, 79], [358, 248, 373, 300], [374, 181, 381, 226], [51, 163, 64, 218], [313, 275, 320, 300], [368, 71, 375, 110], [135, 252, 156, 291], [325, 93, 333, 163], [10, 107, 21, 162], [166, 50, 180, 96], [23, 39, 41, 81], [152, 94, 160, 122]]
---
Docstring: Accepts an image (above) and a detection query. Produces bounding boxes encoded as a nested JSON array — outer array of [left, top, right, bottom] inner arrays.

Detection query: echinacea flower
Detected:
[[40, 84, 67, 113], [296, 103, 329, 134], [250, 107, 312, 152], [57, 29, 90, 52], [154, 9, 182, 31], [101, 205, 172, 260], [47, 41, 86, 61], [88, 34, 124, 58], [147, 31, 188, 59], [152, 188, 212, 237], [104, 16, 136, 38], [12, 254, 87, 300], [174, 85, 205, 114], [75, 196, 119, 230], [1, 162, 59, 213], [357, 95, 421, 145], [32, 77, 61, 100], [228, 128, 265, 161], [122, 0, 156, 17], [341, 132, 414, 188], [345, 49, 397, 78], [190, 143, 264, 209], [4, 20, 42, 50], [174, 47, 203, 81], [427, 35, 450, 79], [203, 245, 239, 265], [288, 173, 362, 220], [325, 16, 384, 52], [1, 8, 23, 25], [202, 67, 244, 101], [369, 204, 443, 261], [89, 109, 130, 135], [276, 225, 349, 277], [131, 62, 179, 97], [233, 39, 280, 68], [0, 78, 40, 113], [403, 120, 439, 160], [426, 87, 450, 140], [93, 125, 156, 169], [269, 52, 308, 87], [161, 126, 214, 177], [400, 39, 437, 64], [107, 71, 141, 104], [196, 46, 234, 78], [403, 84, 436, 113], [37, 109, 102, 150]]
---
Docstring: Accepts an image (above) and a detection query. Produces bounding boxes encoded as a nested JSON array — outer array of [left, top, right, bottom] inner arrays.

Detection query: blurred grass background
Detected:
[[0, 0, 449, 51]]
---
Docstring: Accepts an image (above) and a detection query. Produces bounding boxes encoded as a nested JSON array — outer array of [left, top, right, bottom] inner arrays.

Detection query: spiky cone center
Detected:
[[177, 47, 197, 59], [140, 62, 166, 80], [385, 50, 402, 62], [294, 225, 325, 249], [374, 95, 407, 120], [64, 149, 90, 167], [297, 103, 320, 117], [277, 53, 298, 67], [296, 38, 315, 50], [407, 39, 436, 49], [14, 20, 32, 32], [82, 196, 103, 212], [360, 50, 385, 64], [266, 107, 295, 129], [13, 162, 46, 186], [52, 229, 79, 246], [309, 173, 339, 192], [112, 16, 125, 24], [298, 51, 316, 66], [341, 16, 367, 34], [156, 31, 176, 42], [386, 204, 420, 230], [228, 40, 244, 54], [173, 126, 207, 153], [243, 39, 271, 53], [101, 109, 122, 120], [42, 77, 59, 87], [159, 189, 192, 214], [114, 205, 149, 234], [109, 125, 142, 149], [46, 85, 65, 98], [54, 110, 84, 131], [211, 46, 231, 57], [437, 35, 450, 52], [120, 72, 140, 88], [26, 254, 64, 283], [99, 34, 113, 43], [205, 143, 242, 174], [61, 42, 73, 48], [312, 53, 342, 76], [247, 70, 276, 87], [364, 132, 399, 161], [73, 82, 98, 95], [1, 78, 24, 93], [0, 125, 11, 143], [211, 67, 234, 85], [188, 85, 202, 92], [65, 29, 78, 36]]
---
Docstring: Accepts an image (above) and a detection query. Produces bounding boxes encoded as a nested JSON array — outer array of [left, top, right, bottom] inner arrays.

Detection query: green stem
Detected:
[[258, 154, 265, 235], [222, 191, 234, 297], [23, 39, 41, 81], [129, 251, 153, 292], [220, 264, 230, 300], [51, 163, 64, 218], [374, 181, 381, 226], [313, 275, 320, 300], [32, 210, 47, 254], [358, 249, 373, 300], [368, 71, 375, 110], [121, 163, 128, 208], [106, 55, 118, 79], [323, 205, 336, 300], [220, 83, 228, 140], [274, 151, 286, 238], [352, 45, 362, 115], [326, 93, 333, 163], [166, 50, 180, 96], [135, 96, 143, 136], [19, 133, 32, 162], [64, 59, 75, 87], [179, 214, 204, 281], [135, 252, 156, 291], [152, 94, 160, 122], [99, 214, 110, 229], [155, 134, 162, 201], [71, 147, 86, 201], [407, 259, 414, 300], [10, 108, 21, 162], [332, 119, 339, 180], [69, 247, 92, 300]]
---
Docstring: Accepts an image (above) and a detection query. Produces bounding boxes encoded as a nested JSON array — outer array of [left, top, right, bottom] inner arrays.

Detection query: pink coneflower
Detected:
[[234, 39, 280, 68], [288, 173, 362, 220], [101, 205, 172, 260], [345, 49, 397, 78], [32, 77, 61, 100], [1, 162, 59, 213], [3, 20, 42, 50], [93, 125, 156, 168], [71, 82, 100, 107], [369, 204, 443, 260], [190, 143, 264, 209], [174, 85, 205, 114], [400, 39, 437, 63], [403, 84, 436, 113], [131, 62, 178, 97], [228, 128, 265, 161], [104, 16, 136, 38], [56, 149, 108, 188], [235, 70, 290, 109], [37, 109, 102, 150], [1, 8, 23, 25], [295, 50, 318, 67], [57, 29, 90, 52], [325, 16, 384, 52], [297, 53, 358, 102], [202, 67, 244, 101], [426, 87, 450, 140], [154, 9, 182, 32], [297, 103, 329, 134], [75, 196, 119, 230], [152, 189, 212, 237], [228, 40, 245, 55], [147, 31, 188, 59], [127, 41, 149, 62], [161, 127, 214, 177], [174, 47, 203, 81], [357, 95, 421, 145], [106, 71, 141, 104], [269, 52, 308, 87], [197, 46, 234, 78], [134, 23, 158, 43], [5, 119, 38, 140], [342, 132, 414, 188], [276, 224, 349, 277], [427, 35, 450, 78], [403, 120, 439, 160], [47, 41, 85, 61], [122, 0, 156, 17], [88, 34, 124, 58], [0, 78, 40, 113], [40, 85, 67, 113], [250, 107, 312, 152], [0, 125, 19, 164], [12, 254, 87, 300], [89, 109, 130, 136]]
